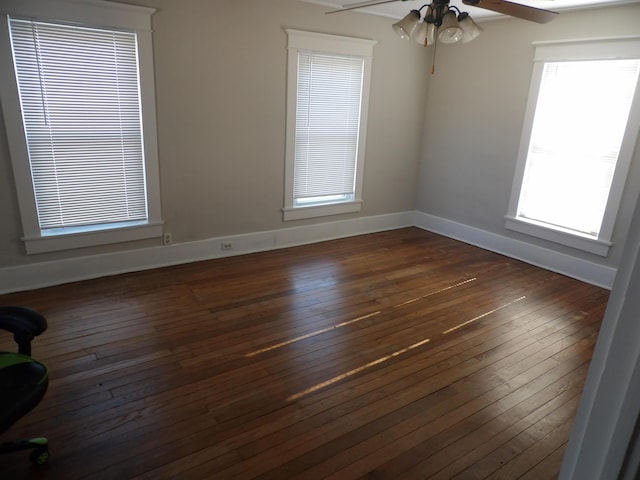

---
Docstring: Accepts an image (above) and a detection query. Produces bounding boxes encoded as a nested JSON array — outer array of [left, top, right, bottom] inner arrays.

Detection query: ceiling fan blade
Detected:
[[326, 0, 405, 14], [462, 0, 558, 23]]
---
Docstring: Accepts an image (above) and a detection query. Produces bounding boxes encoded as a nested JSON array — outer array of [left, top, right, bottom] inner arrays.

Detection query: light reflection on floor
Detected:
[[245, 274, 534, 401], [286, 337, 432, 401], [245, 311, 382, 357], [392, 278, 477, 307], [246, 277, 478, 358], [442, 296, 526, 335], [283, 293, 529, 401]]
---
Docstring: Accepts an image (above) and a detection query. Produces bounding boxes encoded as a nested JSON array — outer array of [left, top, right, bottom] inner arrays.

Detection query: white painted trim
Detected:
[[285, 29, 377, 54], [414, 211, 616, 289], [0, 1, 162, 255], [0, 210, 617, 294], [560, 169, 640, 479], [507, 38, 640, 258], [505, 215, 611, 257], [0, 212, 413, 294], [282, 200, 362, 221], [23, 222, 164, 255], [532, 36, 640, 61], [0, 0, 155, 31], [283, 29, 375, 222]]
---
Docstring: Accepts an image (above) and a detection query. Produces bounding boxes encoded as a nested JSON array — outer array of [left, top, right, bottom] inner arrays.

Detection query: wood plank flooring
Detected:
[[0, 228, 608, 479]]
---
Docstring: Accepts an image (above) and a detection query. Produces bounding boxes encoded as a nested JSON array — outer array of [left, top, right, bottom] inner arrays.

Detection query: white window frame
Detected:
[[0, 0, 162, 254], [506, 36, 640, 257], [283, 29, 376, 222]]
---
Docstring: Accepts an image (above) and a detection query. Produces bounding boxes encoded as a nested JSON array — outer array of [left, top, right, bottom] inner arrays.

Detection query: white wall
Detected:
[[0, 0, 428, 268], [411, 7, 640, 475], [560, 153, 640, 479], [1, 2, 638, 293], [415, 3, 640, 271], [2, 2, 640, 475]]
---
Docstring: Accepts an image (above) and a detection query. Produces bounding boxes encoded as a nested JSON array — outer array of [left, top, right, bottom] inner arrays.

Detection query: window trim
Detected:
[[0, 0, 162, 254], [506, 36, 640, 257], [283, 29, 376, 222]]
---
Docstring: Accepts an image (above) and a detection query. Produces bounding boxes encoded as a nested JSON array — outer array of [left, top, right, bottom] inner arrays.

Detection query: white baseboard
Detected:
[[0, 211, 414, 294], [413, 211, 617, 289], [0, 210, 616, 294]]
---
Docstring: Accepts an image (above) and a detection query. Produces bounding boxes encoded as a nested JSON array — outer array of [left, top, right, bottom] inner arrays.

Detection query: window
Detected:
[[506, 38, 640, 256], [283, 29, 376, 221], [0, 0, 161, 254]]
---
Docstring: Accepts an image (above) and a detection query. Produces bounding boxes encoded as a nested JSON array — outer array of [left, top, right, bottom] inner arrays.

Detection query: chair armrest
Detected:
[[0, 306, 47, 355]]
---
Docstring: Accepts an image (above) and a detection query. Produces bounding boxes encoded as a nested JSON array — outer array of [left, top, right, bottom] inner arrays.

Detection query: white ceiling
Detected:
[[299, 0, 639, 20]]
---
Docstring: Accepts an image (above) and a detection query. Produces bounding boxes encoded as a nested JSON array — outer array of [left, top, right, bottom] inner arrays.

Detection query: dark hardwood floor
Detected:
[[0, 228, 608, 479]]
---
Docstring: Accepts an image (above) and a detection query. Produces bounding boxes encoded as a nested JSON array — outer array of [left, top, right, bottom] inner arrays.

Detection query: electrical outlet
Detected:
[[163, 232, 172, 245], [221, 242, 233, 251]]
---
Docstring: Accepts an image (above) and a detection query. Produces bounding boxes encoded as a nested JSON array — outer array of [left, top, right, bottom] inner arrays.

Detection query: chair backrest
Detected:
[[0, 352, 49, 433], [0, 306, 47, 356], [0, 306, 49, 433]]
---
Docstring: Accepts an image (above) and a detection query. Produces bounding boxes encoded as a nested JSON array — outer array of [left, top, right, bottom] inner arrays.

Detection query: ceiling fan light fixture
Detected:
[[412, 21, 437, 46], [392, 9, 422, 40], [458, 12, 483, 43], [325, 0, 557, 75], [438, 10, 463, 44]]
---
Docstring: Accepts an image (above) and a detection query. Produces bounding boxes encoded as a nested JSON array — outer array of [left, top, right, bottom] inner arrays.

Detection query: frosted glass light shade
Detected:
[[392, 10, 421, 40], [458, 13, 483, 43], [438, 11, 463, 44], [412, 21, 436, 46]]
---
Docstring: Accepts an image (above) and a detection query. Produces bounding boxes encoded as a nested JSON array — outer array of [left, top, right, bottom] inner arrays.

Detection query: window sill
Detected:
[[283, 200, 362, 221], [505, 215, 611, 257], [23, 221, 163, 254]]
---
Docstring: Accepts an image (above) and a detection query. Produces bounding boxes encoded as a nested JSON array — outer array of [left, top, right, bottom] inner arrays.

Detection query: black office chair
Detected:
[[0, 306, 50, 466]]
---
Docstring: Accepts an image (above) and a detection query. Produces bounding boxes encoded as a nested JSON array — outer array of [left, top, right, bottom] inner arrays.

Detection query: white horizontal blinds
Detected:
[[9, 18, 147, 230], [518, 59, 640, 236], [294, 50, 364, 202]]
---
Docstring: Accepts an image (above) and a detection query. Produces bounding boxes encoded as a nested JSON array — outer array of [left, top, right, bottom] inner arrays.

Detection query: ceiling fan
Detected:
[[327, 0, 559, 24], [326, 0, 558, 72]]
